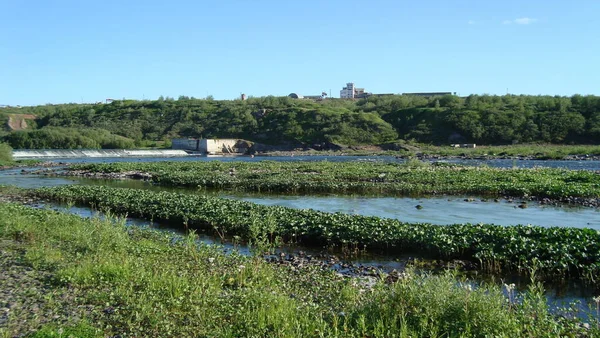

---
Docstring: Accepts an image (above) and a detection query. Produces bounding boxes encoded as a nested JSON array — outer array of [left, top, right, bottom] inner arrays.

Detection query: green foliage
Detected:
[[0, 203, 595, 337], [2, 127, 135, 149], [35, 185, 600, 281], [3, 94, 600, 147], [0, 142, 12, 162], [71, 160, 600, 199], [29, 322, 102, 338]]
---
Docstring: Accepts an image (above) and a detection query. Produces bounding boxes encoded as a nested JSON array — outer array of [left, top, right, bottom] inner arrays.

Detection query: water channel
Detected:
[[2, 154, 600, 315]]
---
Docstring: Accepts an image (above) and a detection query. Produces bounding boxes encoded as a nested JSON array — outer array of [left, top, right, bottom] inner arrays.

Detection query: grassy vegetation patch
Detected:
[[70, 160, 600, 200], [34, 185, 600, 281], [0, 202, 597, 337]]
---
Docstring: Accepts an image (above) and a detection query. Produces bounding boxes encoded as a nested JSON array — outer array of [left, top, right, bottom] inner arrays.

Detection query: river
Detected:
[[2, 154, 600, 315], [45, 154, 600, 170]]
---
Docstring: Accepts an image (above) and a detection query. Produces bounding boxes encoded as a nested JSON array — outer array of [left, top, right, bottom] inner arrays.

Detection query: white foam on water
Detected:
[[12, 149, 190, 159]]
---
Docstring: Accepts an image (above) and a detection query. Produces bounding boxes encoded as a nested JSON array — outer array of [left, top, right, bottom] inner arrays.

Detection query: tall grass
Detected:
[[0, 203, 597, 337]]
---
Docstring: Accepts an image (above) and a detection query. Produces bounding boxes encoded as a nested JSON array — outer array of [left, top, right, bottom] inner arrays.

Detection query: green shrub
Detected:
[[0, 142, 13, 162]]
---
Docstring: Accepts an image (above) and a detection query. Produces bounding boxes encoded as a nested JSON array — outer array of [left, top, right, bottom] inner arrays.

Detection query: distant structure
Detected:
[[340, 82, 367, 99], [338, 82, 457, 99], [241, 93, 247, 101], [172, 138, 250, 155], [451, 143, 477, 148], [402, 92, 456, 97], [288, 92, 327, 100]]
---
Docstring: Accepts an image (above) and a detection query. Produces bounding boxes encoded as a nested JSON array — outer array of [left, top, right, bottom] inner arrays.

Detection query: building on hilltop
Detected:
[[340, 82, 368, 99], [402, 92, 456, 97], [339, 83, 457, 99]]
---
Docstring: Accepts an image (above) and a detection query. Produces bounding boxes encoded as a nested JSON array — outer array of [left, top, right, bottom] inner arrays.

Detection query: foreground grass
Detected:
[[0, 203, 596, 337], [69, 160, 600, 200], [35, 185, 600, 282]]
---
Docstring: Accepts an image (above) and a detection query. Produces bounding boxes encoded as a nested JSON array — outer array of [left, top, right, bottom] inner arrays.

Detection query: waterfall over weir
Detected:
[[12, 149, 191, 159]]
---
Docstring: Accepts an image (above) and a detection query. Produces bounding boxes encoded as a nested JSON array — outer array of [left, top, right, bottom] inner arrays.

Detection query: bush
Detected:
[[0, 142, 13, 162]]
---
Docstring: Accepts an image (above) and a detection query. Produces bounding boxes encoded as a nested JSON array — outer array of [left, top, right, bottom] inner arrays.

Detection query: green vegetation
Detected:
[[0, 142, 12, 163], [70, 160, 600, 200], [3, 127, 136, 149], [34, 185, 600, 280], [1, 202, 596, 337], [0, 142, 39, 167], [2, 94, 600, 149], [417, 144, 600, 159]]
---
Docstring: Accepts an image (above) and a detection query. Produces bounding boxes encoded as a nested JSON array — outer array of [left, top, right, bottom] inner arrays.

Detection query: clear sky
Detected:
[[1, 0, 598, 106]]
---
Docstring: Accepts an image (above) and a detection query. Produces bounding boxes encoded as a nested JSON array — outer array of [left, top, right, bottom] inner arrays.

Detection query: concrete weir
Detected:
[[12, 149, 191, 159]]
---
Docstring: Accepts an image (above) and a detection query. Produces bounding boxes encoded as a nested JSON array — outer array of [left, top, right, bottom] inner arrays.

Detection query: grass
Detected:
[[33, 185, 600, 283], [0, 159, 42, 168], [416, 143, 600, 159], [0, 202, 597, 337], [68, 160, 600, 200], [266, 143, 600, 160]]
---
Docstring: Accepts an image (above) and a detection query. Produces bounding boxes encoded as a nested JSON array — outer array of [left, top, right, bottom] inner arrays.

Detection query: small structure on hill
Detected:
[[450, 143, 477, 148], [172, 138, 251, 154], [288, 92, 327, 100]]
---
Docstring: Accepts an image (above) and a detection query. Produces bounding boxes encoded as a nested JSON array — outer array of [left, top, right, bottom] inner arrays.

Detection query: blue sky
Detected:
[[1, 0, 598, 106]]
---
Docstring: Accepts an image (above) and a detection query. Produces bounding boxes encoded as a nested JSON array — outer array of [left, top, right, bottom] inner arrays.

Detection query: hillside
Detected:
[[6, 114, 36, 131], [1, 94, 599, 149]]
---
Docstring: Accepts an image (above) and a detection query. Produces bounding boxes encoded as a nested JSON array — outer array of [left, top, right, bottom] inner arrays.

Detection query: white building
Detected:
[[172, 138, 250, 154], [340, 82, 366, 99]]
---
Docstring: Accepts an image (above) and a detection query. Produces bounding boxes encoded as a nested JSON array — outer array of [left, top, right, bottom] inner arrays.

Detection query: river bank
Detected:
[[0, 202, 595, 337], [257, 149, 600, 161], [250, 142, 600, 161]]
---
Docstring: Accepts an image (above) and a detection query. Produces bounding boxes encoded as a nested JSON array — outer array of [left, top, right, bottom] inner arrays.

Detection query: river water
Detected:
[[3, 157, 600, 229], [2, 155, 600, 314], [48, 154, 600, 170]]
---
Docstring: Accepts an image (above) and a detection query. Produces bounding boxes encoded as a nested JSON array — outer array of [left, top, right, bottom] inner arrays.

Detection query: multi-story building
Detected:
[[340, 82, 366, 99]]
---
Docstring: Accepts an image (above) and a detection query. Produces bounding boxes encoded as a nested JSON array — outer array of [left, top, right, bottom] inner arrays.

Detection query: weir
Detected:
[[12, 149, 191, 159]]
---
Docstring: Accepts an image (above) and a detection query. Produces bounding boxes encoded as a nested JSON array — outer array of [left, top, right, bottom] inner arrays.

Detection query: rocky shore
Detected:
[[0, 240, 102, 336]]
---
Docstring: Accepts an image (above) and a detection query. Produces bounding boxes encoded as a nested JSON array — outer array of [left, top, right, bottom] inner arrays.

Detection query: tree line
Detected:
[[1, 94, 599, 149]]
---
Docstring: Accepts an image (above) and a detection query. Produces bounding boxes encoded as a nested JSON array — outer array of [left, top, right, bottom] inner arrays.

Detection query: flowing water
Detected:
[[5, 171, 596, 230], [20, 153, 600, 170], [2, 154, 600, 316]]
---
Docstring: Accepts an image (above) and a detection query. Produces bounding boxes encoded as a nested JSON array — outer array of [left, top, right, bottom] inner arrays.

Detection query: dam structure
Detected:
[[12, 149, 191, 159]]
